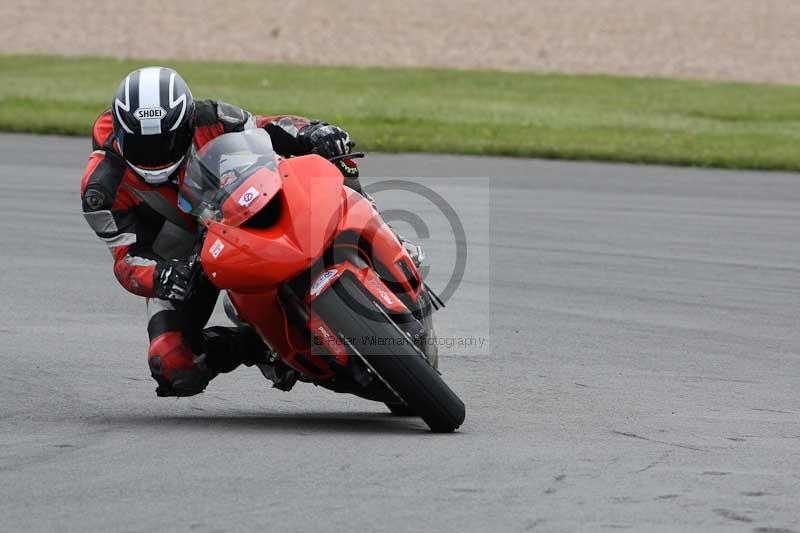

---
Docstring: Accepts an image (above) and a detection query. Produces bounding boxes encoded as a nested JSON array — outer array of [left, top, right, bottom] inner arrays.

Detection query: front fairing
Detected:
[[180, 128, 282, 227], [199, 154, 345, 292], [219, 168, 282, 227]]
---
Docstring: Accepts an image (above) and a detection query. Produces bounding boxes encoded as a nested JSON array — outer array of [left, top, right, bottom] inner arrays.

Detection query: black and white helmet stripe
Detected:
[[114, 74, 134, 134], [113, 66, 193, 137], [136, 67, 163, 135], [166, 70, 189, 132]]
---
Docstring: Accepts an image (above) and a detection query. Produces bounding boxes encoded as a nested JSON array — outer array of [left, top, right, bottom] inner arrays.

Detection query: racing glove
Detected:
[[153, 258, 193, 302], [297, 121, 359, 177], [298, 120, 353, 158]]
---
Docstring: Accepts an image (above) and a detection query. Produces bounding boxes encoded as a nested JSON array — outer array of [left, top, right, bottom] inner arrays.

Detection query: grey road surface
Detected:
[[0, 134, 798, 532]]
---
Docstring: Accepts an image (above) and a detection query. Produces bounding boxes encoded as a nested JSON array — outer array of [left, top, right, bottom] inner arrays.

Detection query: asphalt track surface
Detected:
[[1, 134, 798, 532]]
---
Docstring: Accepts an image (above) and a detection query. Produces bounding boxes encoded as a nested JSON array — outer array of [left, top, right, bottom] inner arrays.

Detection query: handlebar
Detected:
[[328, 152, 365, 163]]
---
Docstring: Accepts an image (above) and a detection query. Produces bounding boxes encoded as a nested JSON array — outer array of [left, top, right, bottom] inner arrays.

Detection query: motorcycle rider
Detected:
[[80, 66, 424, 397]]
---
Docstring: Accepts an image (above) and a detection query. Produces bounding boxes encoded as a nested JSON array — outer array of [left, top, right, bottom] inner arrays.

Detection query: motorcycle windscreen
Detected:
[[180, 129, 282, 225]]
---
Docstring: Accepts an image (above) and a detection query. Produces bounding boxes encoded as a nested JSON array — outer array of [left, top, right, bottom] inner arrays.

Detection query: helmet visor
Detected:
[[119, 120, 193, 169]]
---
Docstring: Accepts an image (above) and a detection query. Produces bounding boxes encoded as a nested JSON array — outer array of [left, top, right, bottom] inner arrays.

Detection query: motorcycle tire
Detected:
[[314, 274, 465, 433]]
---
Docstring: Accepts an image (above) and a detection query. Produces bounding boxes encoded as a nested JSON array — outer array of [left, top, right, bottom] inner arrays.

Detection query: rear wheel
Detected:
[[313, 275, 465, 432]]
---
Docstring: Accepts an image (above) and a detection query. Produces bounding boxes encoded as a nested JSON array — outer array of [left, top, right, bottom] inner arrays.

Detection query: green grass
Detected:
[[2, 55, 800, 170]]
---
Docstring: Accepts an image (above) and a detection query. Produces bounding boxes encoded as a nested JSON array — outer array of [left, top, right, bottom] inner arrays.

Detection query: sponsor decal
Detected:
[[238, 186, 260, 207], [134, 107, 166, 120], [310, 268, 339, 297], [337, 159, 359, 176], [209, 239, 225, 258], [365, 273, 395, 305]]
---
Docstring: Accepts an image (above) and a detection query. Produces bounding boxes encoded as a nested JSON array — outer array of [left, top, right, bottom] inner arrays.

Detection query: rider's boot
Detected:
[[222, 295, 298, 391]]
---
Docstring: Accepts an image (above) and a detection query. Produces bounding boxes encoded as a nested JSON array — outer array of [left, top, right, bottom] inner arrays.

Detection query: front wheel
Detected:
[[313, 275, 465, 433]]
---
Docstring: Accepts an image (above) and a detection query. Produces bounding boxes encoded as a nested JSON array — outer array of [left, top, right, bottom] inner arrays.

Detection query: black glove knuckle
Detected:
[[155, 258, 195, 301]]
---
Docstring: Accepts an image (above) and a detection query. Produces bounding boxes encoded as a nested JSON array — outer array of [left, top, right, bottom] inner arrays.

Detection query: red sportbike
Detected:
[[180, 129, 465, 432]]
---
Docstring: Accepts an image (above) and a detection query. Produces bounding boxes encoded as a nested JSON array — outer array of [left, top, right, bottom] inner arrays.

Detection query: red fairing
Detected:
[[219, 167, 282, 227], [308, 309, 348, 365], [200, 155, 344, 292], [304, 264, 409, 314], [336, 188, 423, 303], [358, 267, 410, 314], [197, 147, 422, 379]]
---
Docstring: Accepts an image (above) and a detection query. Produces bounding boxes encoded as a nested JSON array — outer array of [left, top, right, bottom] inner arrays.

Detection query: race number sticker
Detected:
[[209, 239, 225, 258], [238, 187, 260, 207]]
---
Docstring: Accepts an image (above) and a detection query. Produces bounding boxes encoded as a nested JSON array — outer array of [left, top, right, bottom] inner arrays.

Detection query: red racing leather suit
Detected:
[[81, 100, 359, 296], [80, 100, 361, 396]]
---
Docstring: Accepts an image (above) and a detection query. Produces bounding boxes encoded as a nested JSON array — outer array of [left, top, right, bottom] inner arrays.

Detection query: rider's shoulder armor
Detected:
[[81, 151, 127, 212], [83, 111, 140, 213]]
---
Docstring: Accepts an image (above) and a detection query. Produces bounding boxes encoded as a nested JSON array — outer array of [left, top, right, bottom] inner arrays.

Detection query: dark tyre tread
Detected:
[[315, 275, 465, 432]]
